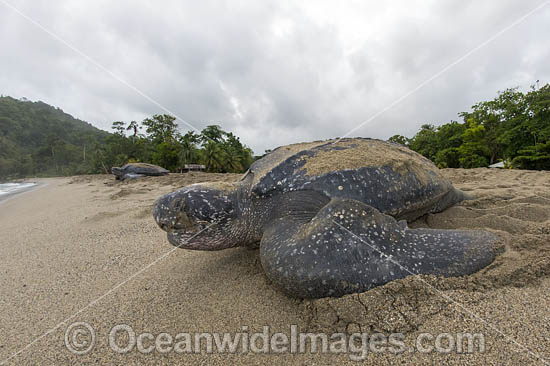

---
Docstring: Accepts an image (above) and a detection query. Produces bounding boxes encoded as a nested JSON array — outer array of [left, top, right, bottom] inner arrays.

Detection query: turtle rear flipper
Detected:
[[260, 198, 496, 298]]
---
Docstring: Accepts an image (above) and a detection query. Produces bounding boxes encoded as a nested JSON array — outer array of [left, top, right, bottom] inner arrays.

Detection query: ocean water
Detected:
[[0, 182, 37, 197]]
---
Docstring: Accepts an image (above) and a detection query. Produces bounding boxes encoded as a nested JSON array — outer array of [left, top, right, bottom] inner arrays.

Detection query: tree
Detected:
[[142, 114, 179, 144], [111, 121, 126, 136], [126, 120, 141, 143], [436, 121, 465, 149], [152, 141, 180, 171], [139, 114, 182, 170], [202, 141, 223, 172], [200, 125, 225, 144], [458, 121, 489, 168], [387, 135, 409, 146], [408, 124, 439, 161], [403, 84, 550, 170], [179, 131, 200, 165], [222, 145, 243, 172], [435, 148, 460, 168], [195, 127, 253, 173]]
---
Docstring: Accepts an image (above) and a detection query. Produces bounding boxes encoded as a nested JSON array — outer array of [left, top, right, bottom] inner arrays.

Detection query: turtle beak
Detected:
[[154, 191, 196, 232], [166, 230, 198, 247]]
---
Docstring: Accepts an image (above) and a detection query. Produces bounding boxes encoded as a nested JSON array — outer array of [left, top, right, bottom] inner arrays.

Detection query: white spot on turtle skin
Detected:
[[415, 250, 426, 259]]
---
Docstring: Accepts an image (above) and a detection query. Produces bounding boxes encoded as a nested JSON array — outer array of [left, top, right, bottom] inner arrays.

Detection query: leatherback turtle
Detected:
[[154, 138, 496, 298], [112, 163, 169, 180]]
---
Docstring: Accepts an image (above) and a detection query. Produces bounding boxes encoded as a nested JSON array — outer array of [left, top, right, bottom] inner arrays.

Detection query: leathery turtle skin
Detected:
[[153, 138, 496, 298], [112, 163, 169, 180]]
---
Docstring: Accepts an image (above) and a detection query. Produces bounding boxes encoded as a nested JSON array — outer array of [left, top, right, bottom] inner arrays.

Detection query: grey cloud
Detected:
[[1, 0, 549, 154]]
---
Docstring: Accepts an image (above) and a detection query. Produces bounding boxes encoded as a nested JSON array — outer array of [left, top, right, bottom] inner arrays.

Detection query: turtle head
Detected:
[[111, 167, 122, 179], [154, 182, 242, 250]]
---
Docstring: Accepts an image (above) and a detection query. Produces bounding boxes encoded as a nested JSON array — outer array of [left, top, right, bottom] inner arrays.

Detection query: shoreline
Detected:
[[0, 181, 46, 204]]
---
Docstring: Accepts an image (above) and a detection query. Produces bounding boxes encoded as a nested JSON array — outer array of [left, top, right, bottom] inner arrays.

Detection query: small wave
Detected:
[[0, 182, 37, 196]]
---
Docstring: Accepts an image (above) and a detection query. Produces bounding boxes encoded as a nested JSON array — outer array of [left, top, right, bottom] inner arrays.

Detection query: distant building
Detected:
[[181, 164, 206, 172], [488, 161, 505, 168]]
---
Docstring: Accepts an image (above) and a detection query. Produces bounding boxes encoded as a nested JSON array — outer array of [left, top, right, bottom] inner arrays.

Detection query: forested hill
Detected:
[[0, 96, 109, 179], [0, 96, 255, 180]]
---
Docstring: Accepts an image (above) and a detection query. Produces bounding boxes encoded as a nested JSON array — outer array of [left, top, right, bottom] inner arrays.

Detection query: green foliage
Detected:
[[7, 82, 549, 180], [434, 148, 460, 168], [0, 97, 254, 180], [201, 141, 224, 172], [152, 141, 181, 171], [0, 96, 110, 179], [196, 126, 254, 173], [387, 134, 409, 146], [403, 83, 550, 170], [408, 124, 438, 161], [126, 120, 140, 138], [142, 114, 179, 144], [111, 121, 125, 136], [458, 120, 490, 168], [511, 142, 550, 170], [200, 125, 225, 143], [179, 131, 200, 166]]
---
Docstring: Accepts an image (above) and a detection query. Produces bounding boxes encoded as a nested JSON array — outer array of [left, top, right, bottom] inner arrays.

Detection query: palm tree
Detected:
[[222, 146, 243, 172], [200, 125, 225, 144], [126, 120, 141, 143], [178, 131, 199, 166], [202, 141, 223, 172], [179, 138, 197, 165]]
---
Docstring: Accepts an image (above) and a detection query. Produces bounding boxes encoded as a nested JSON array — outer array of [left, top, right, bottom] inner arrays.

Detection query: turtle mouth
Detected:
[[166, 222, 211, 249], [171, 220, 208, 232], [167, 231, 196, 247]]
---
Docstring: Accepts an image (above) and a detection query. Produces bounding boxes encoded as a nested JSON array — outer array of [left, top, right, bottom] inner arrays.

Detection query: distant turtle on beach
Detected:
[[153, 138, 496, 298], [112, 163, 169, 180]]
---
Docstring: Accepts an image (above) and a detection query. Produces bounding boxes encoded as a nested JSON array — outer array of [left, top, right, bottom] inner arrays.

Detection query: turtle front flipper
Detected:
[[260, 198, 496, 298]]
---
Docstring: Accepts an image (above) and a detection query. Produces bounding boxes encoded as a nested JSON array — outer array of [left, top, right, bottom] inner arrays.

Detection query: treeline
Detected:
[[389, 83, 550, 170], [105, 115, 254, 173], [3, 82, 549, 180], [0, 96, 253, 180]]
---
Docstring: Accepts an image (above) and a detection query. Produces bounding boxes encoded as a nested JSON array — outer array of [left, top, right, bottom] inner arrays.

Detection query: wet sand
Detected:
[[0, 170, 549, 365], [0, 182, 43, 203]]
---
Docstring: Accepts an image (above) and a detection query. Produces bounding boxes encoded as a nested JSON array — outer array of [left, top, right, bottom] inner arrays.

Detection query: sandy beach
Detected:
[[1, 169, 549, 365]]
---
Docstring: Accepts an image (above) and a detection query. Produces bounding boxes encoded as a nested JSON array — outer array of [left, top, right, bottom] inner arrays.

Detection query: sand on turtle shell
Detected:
[[249, 139, 329, 186], [120, 162, 165, 169], [301, 138, 439, 185], [191, 181, 240, 192]]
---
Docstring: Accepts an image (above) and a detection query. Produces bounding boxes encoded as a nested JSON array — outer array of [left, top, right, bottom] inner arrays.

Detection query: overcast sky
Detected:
[[1, 1, 549, 154]]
